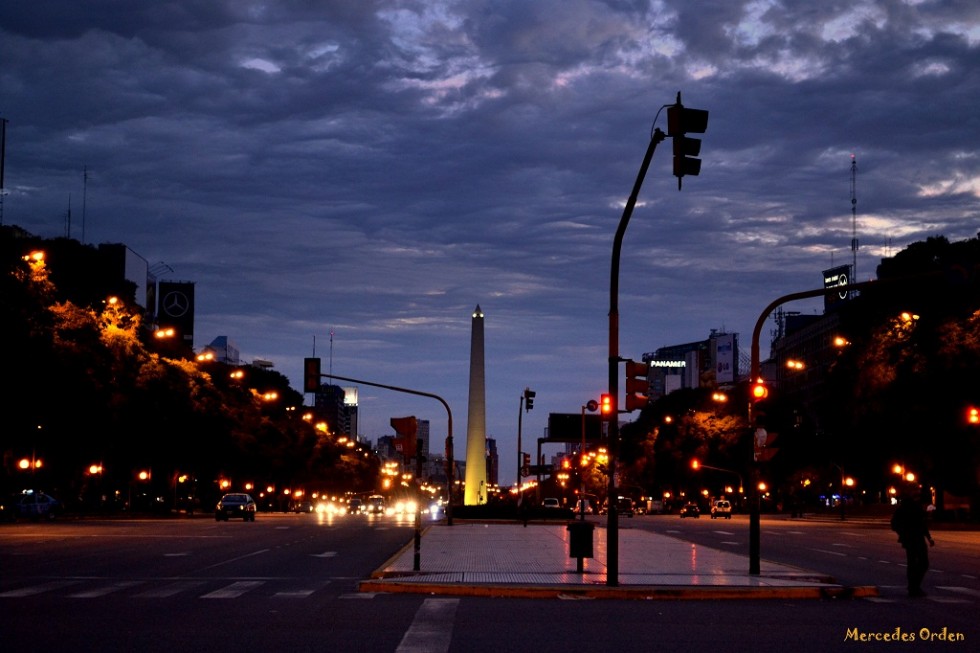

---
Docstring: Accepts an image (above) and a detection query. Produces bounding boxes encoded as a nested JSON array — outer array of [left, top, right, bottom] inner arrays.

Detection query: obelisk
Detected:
[[463, 305, 487, 505]]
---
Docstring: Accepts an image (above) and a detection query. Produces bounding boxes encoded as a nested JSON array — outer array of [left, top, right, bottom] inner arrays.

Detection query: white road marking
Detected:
[[0, 580, 81, 597], [396, 598, 459, 653], [310, 551, 338, 558], [134, 580, 208, 598], [200, 580, 264, 599], [274, 589, 317, 598], [199, 548, 269, 570], [69, 581, 143, 598], [937, 586, 980, 598]]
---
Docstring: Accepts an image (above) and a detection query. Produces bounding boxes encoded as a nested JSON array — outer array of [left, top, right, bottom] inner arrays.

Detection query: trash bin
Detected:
[[566, 520, 594, 559]]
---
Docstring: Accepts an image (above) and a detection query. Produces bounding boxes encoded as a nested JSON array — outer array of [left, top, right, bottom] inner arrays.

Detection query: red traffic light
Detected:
[[968, 406, 979, 425], [600, 394, 614, 419], [751, 378, 768, 401]]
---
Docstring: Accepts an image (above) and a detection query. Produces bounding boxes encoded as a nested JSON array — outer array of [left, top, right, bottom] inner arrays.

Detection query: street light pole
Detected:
[[747, 276, 905, 574], [323, 373, 454, 537], [606, 126, 666, 586], [517, 392, 525, 492]]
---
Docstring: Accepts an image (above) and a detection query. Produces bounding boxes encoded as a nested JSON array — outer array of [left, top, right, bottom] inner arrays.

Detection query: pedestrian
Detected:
[[890, 491, 935, 597]]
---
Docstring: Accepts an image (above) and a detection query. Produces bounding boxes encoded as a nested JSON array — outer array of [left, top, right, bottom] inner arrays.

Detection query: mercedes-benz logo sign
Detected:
[[162, 291, 190, 317], [837, 272, 849, 300]]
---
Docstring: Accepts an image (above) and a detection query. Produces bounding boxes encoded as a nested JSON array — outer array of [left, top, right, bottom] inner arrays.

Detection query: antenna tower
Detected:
[[850, 155, 858, 282], [82, 166, 88, 243]]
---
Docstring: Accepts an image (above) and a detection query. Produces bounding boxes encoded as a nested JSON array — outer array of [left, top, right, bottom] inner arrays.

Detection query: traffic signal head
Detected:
[[968, 406, 979, 425], [391, 416, 418, 458], [624, 359, 650, 412], [666, 95, 708, 190], [751, 378, 769, 401], [600, 394, 614, 419], [524, 388, 536, 411], [303, 357, 321, 393]]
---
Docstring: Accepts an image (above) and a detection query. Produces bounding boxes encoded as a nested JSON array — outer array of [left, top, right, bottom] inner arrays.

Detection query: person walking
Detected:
[[890, 491, 935, 597]]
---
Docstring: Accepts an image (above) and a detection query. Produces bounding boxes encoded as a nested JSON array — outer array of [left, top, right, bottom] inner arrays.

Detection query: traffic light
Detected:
[[391, 416, 418, 458], [750, 378, 769, 401], [666, 92, 709, 190], [303, 357, 321, 393], [968, 406, 979, 425], [600, 394, 614, 420], [523, 453, 531, 467], [524, 387, 536, 411], [624, 359, 650, 412]]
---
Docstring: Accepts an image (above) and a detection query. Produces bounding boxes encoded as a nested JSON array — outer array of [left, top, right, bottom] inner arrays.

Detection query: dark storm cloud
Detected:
[[2, 1, 977, 482]]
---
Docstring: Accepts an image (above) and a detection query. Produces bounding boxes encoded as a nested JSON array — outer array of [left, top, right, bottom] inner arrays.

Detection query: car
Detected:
[[290, 499, 314, 513], [542, 498, 561, 509], [573, 499, 594, 515], [215, 493, 256, 521], [710, 499, 732, 519], [679, 502, 700, 518], [616, 497, 635, 517], [365, 495, 386, 514], [347, 498, 364, 514], [4, 490, 61, 521]]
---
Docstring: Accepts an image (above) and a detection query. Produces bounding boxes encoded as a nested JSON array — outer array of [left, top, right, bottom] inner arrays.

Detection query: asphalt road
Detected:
[[1, 513, 978, 653]]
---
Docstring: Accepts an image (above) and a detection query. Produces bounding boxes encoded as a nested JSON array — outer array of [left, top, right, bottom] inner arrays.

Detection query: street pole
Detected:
[[324, 373, 454, 534], [516, 393, 524, 492], [746, 276, 920, 573], [606, 126, 666, 587]]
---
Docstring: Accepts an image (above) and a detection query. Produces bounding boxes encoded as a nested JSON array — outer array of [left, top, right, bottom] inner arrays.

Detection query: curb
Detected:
[[358, 578, 879, 601]]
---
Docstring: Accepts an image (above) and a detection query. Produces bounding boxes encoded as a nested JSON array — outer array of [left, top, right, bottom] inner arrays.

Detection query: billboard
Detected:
[[714, 332, 736, 384], [823, 265, 851, 310], [156, 281, 195, 344], [546, 413, 604, 443]]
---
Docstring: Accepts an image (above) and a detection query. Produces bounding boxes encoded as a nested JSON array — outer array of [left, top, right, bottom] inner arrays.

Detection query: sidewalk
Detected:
[[359, 520, 878, 600]]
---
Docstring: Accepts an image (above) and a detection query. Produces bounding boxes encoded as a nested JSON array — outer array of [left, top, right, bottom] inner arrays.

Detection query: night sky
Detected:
[[2, 1, 978, 483]]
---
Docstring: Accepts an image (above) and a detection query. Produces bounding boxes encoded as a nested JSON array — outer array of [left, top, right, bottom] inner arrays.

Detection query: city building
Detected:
[[643, 330, 740, 401]]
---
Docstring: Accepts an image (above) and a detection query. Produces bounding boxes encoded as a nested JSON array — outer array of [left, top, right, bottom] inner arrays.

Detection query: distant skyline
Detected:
[[2, 1, 978, 484]]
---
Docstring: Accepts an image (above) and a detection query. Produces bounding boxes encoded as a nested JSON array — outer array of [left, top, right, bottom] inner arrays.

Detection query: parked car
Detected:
[[215, 493, 256, 521], [710, 499, 732, 519], [3, 490, 60, 521], [679, 502, 700, 518], [542, 498, 561, 509]]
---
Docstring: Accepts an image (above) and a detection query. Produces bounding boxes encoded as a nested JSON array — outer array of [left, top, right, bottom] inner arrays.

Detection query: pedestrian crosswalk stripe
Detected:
[[937, 586, 980, 598], [134, 580, 208, 598], [200, 580, 265, 599], [0, 580, 82, 598], [69, 581, 143, 598]]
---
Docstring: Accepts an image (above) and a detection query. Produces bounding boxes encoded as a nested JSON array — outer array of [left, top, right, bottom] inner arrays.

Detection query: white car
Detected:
[[542, 498, 561, 509], [710, 499, 732, 519]]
